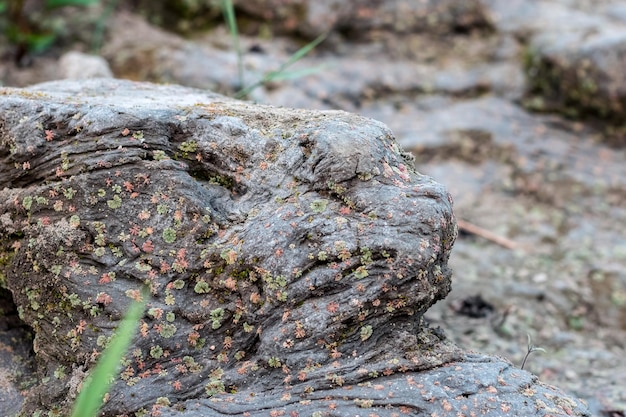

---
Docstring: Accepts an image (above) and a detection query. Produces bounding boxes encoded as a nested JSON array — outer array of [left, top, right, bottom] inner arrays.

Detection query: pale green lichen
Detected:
[[354, 266, 369, 279], [205, 368, 225, 397], [63, 187, 76, 199], [158, 323, 177, 338], [153, 150, 169, 161], [220, 248, 238, 265], [155, 397, 170, 406], [194, 280, 210, 294], [69, 215, 80, 228], [150, 345, 164, 359], [22, 196, 33, 210], [268, 356, 282, 368], [107, 195, 122, 209], [178, 140, 198, 153], [310, 199, 328, 213], [210, 308, 225, 329], [162, 228, 177, 243], [360, 325, 373, 341]]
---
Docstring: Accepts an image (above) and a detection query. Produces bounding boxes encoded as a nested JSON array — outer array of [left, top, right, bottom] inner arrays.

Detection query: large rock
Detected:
[[0, 79, 589, 416]]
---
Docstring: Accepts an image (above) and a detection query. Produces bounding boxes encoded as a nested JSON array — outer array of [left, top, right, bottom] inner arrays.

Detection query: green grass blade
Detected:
[[221, 0, 244, 88], [70, 290, 148, 417], [45, 0, 99, 8], [266, 63, 332, 81], [235, 32, 328, 99], [276, 32, 328, 74]]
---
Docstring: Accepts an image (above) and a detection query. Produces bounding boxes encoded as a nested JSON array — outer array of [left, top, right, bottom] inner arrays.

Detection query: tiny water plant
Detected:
[[520, 333, 546, 370]]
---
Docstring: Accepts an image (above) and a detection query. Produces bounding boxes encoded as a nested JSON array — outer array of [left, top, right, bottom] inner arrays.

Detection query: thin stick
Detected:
[[457, 218, 519, 250]]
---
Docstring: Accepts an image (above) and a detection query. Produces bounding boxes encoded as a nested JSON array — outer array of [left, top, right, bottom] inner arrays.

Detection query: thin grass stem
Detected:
[[235, 32, 328, 99], [70, 288, 148, 417], [221, 0, 244, 89], [520, 333, 546, 370]]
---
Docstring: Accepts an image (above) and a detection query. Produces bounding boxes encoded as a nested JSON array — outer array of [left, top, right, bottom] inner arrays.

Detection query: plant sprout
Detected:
[[520, 333, 546, 370]]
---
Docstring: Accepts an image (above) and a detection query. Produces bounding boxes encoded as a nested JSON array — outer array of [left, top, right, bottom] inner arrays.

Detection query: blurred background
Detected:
[[1, 0, 625, 415]]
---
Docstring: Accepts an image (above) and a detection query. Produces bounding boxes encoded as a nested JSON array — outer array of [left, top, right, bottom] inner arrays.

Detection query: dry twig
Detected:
[[457, 218, 519, 250]]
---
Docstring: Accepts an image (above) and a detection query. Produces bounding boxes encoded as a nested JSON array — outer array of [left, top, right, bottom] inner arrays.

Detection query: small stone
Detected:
[[58, 51, 113, 79]]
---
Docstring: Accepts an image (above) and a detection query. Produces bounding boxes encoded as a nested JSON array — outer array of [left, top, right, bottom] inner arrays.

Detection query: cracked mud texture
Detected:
[[0, 79, 590, 416]]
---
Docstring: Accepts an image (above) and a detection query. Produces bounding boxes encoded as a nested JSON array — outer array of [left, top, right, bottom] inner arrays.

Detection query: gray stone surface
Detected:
[[160, 354, 588, 417], [0, 79, 590, 416]]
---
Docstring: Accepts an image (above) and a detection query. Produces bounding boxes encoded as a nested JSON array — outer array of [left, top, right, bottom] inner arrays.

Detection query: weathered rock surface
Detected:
[[0, 78, 456, 414], [0, 79, 590, 416], [160, 354, 588, 417]]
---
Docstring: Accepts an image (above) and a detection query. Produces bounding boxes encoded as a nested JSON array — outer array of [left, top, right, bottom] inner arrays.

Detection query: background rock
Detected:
[[525, 27, 626, 130], [233, 0, 492, 38], [58, 51, 113, 80], [484, 0, 626, 144]]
